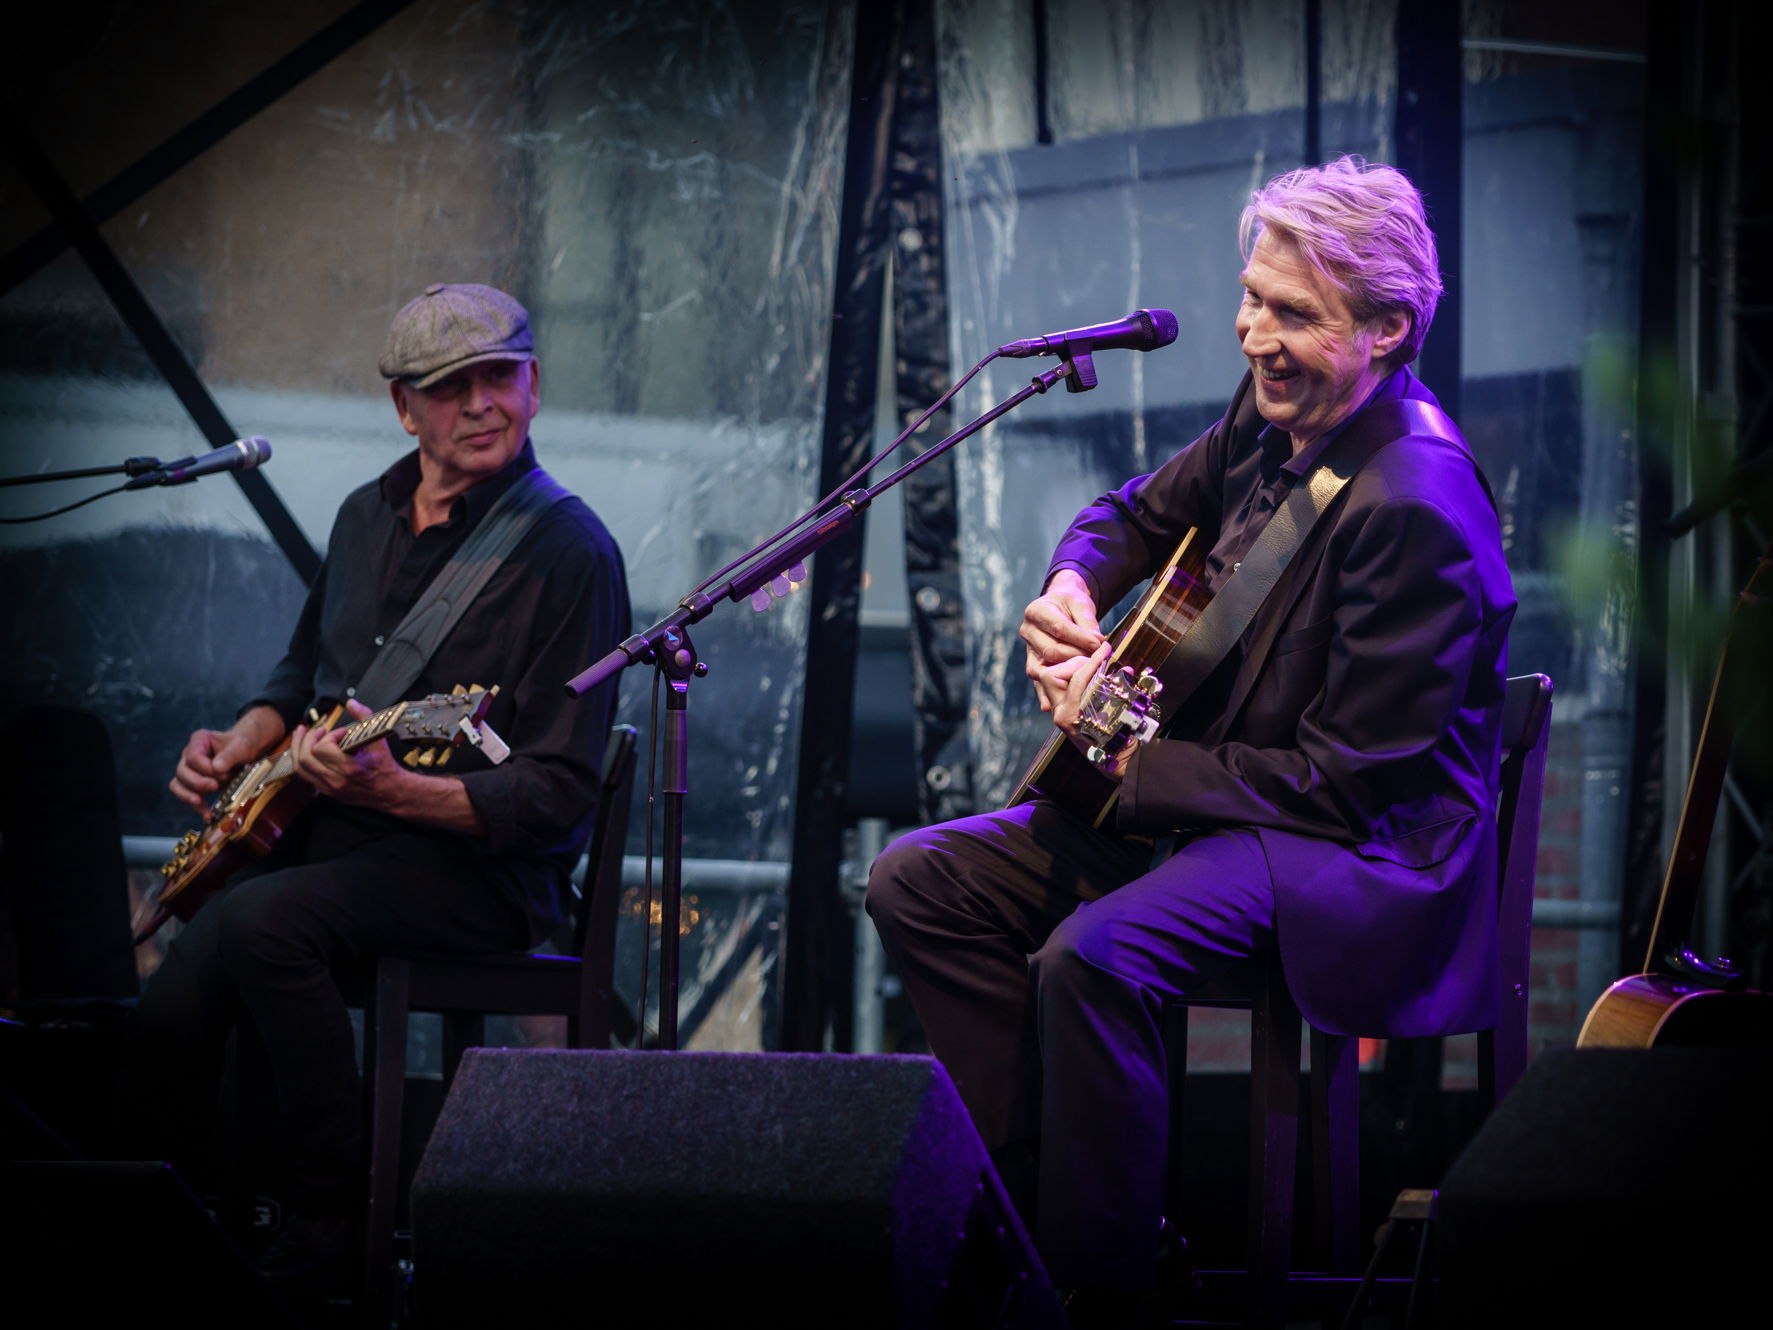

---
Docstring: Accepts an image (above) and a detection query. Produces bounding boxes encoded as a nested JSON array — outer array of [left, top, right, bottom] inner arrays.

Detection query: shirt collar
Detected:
[[378, 438, 539, 526], [1261, 368, 1406, 480]]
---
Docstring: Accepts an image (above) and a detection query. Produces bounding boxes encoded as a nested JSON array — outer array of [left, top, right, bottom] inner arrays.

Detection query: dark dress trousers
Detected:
[[867, 367, 1516, 1288]]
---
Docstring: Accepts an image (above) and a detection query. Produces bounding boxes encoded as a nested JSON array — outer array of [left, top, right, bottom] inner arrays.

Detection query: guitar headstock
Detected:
[[394, 685, 509, 768]]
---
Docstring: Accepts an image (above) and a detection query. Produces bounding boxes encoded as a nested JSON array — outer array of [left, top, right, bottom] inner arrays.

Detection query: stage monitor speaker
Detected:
[[410, 1049, 1065, 1329], [0, 705, 137, 1001], [0, 1161, 298, 1327], [1437, 1046, 1772, 1326]]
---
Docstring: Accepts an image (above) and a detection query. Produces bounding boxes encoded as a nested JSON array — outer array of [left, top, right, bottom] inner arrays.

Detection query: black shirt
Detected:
[[251, 440, 631, 935], [1195, 371, 1394, 595]]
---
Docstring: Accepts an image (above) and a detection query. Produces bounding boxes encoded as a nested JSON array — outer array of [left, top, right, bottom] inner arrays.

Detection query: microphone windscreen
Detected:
[[1143, 309, 1179, 349]]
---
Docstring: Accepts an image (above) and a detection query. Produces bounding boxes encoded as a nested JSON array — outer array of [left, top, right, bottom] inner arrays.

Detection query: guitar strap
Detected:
[[1152, 395, 1477, 713], [351, 465, 575, 709]]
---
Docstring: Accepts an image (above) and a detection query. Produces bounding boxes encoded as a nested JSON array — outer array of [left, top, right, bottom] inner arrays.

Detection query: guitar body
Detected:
[[1010, 528, 1212, 826], [1014, 730, 1123, 829], [1577, 973, 1773, 1049], [158, 751, 326, 922]]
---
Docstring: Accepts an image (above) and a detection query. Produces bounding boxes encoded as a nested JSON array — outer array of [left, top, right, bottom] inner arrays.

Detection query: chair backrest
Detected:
[[569, 724, 640, 963], [1484, 673, 1555, 1105]]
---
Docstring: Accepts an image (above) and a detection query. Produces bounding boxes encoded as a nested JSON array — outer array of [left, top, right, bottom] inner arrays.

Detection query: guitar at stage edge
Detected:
[[135, 686, 508, 944], [1577, 543, 1773, 1048]]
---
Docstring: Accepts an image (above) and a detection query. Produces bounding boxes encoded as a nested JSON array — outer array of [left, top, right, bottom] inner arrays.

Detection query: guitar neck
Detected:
[[261, 700, 409, 784], [1644, 544, 1773, 972], [1105, 528, 1212, 674]]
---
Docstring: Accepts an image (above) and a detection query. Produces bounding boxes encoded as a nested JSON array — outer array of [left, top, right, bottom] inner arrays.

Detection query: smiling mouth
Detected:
[[459, 428, 504, 445], [1256, 365, 1298, 383]]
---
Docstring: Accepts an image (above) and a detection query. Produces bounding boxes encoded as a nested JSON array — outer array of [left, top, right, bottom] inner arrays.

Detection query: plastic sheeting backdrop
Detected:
[[931, 0, 1644, 1054], [0, 0, 1650, 1054], [937, 0, 1402, 804], [0, 0, 855, 1049]]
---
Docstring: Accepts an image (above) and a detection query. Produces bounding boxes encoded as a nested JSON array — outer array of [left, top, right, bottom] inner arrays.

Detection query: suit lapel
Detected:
[[1203, 371, 1432, 744]]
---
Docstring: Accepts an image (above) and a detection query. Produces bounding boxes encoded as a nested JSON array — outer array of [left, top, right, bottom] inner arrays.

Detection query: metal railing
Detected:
[[118, 834, 1621, 929]]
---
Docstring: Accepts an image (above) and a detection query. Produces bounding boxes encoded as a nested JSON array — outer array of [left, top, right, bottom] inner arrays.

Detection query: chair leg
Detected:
[[583, 878, 620, 1050], [1249, 966, 1302, 1330], [1310, 1027, 1360, 1276], [1163, 1005, 1191, 1222], [1478, 1018, 1528, 1115], [361, 957, 411, 1327], [442, 1013, 484, 1085]]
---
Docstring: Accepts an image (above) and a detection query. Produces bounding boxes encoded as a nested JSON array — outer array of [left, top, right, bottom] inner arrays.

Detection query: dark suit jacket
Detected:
[[1048, 369, 1516, 1036]]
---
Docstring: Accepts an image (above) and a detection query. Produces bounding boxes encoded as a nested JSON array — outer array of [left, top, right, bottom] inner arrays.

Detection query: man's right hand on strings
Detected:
[[170, 704, 285, 812]]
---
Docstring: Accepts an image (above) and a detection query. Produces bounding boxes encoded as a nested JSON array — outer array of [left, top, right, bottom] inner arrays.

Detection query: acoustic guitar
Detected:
[[1577, 543, 1773, 1047], [135, 686, 508, 944], [1008, 528, 1213, 826]]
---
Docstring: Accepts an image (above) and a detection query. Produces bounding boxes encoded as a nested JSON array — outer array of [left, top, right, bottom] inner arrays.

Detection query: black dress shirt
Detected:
[[250, 439, 631, 934], [1053, 372, 1396, 604]]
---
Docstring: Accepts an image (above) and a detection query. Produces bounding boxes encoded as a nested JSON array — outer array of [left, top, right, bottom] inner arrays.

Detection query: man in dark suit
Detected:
[[866, 156, 1515, 1301]]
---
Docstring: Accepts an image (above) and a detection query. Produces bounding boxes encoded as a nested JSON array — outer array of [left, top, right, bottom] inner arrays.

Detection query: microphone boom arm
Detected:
[[565, 355, 1093, 698], [560, 347, 1113, 1049]]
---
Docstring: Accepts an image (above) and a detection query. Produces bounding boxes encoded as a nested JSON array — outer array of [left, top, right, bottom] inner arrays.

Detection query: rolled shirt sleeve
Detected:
[[453, 504, 628, 861]]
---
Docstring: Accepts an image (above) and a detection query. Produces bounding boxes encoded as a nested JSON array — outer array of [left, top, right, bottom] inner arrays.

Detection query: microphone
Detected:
[[126, 437, 273, 488], [997, 308, 1179, 358]]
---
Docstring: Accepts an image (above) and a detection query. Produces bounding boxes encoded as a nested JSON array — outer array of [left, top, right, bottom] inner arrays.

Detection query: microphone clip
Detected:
[[1028, 350, 1098, 397], [1062, 350, 1097, 394], [122, 462, 193, 490]]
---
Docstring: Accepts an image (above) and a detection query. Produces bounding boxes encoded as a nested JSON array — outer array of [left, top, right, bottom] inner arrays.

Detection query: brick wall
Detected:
[[1525, 718, 1588, 1057]]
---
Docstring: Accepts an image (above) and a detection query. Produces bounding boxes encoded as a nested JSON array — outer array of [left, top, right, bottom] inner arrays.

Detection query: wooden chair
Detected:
[[1163, 674, 1554, 1328], [349, 723, 639, 1319]]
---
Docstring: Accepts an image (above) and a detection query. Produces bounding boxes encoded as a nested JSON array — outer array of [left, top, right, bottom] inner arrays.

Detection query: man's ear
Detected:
[[526, 358, 541, 411], [1369, 309, 1410, 363], [389, 380, 420, 437]]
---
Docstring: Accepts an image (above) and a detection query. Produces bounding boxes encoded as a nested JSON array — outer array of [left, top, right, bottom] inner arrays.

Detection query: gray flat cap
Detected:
[[379, 283, 534, 387]]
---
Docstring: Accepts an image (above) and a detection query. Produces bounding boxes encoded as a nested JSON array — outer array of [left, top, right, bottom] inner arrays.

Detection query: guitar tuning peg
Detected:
[[434, 749, 451, 767], [786, 562, 807, 583], [769, 574, 792, 598], [416, 747, 437, 767], [750, 587, 772, 612], [403, 749, 423, 767], [488, 685, 500, 696], [451, 684, 467, 696]]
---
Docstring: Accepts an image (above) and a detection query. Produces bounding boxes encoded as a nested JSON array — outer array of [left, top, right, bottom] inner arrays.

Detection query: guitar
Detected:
[[135, 686, 509, 944], [1008, 528, 1213, 827], [1577, 543, 1773, 1048]]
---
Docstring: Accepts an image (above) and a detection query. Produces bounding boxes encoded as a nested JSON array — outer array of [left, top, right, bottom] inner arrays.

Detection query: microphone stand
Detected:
[[565, 352, 1098, 1048], [1, 454, 223, 524], [0, 457, 168, 487]]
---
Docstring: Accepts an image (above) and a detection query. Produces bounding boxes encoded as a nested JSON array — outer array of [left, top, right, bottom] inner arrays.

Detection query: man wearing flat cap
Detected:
[[130, 283, 630, 1288]]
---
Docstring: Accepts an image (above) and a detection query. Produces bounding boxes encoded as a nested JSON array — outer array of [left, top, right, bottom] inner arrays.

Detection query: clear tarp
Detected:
[[0, 0, 1650, 1063], [0, 0, 854, 1050], [932, 0, 1644, 1060]]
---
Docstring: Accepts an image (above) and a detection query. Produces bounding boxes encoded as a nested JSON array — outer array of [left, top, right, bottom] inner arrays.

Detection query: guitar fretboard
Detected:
[[1107, 531, 1213, 679], [254, 701, 409, 792]]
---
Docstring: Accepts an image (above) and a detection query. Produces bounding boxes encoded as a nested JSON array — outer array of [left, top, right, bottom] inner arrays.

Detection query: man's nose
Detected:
[[1239, 310, 1278, 358], [463, 376, 495, 413]]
